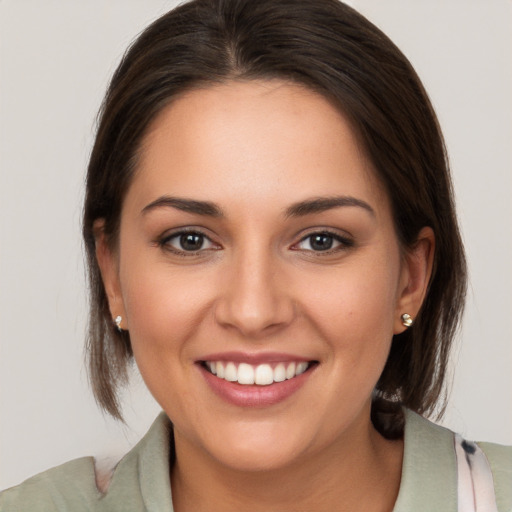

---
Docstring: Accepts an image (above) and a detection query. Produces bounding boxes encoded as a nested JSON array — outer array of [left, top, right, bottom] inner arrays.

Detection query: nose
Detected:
[[214, 248, 295, 339]]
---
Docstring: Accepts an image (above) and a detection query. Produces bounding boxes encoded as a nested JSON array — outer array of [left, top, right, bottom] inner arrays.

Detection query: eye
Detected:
[[293, 231, 353, 252], [161, 230, 219, 254]]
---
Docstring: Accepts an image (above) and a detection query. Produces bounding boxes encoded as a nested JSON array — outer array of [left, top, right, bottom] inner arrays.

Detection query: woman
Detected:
[[1, 0, 510, 510]]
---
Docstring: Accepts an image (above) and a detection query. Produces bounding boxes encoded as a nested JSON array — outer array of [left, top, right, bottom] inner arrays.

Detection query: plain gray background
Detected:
[[1, 0, 511, 490]]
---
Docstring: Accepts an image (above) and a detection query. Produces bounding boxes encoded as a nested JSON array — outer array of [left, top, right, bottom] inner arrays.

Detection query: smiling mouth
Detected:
[[201, 360, 316, 386]]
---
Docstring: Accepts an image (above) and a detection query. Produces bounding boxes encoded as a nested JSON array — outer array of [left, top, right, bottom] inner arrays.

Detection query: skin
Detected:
[[96, 80, 434, 511]]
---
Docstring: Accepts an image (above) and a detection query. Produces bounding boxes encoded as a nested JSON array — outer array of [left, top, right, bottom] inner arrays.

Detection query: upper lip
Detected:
[[197, 351, 314, 364]]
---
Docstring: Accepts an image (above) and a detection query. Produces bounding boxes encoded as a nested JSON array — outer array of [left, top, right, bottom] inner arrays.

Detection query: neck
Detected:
[[170, 415, 403, 512]]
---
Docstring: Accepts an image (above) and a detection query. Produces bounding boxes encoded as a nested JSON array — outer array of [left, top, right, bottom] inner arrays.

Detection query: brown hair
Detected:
[[83, 0, 466, 432]]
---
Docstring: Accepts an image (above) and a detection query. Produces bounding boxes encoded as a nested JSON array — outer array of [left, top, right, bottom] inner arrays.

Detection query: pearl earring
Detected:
[[401, 313, 413, 327], [115, 315, 123, 332]]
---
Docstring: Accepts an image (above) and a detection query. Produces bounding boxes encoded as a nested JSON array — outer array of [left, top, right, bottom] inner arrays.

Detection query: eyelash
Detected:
[[292, 230, 354, 254], [157, 229, 354, 256], [158, 228, 220, 256]]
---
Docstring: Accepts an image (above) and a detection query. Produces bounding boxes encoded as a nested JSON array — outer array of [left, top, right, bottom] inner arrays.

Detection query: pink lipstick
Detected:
[[197, 353, 317, 407]]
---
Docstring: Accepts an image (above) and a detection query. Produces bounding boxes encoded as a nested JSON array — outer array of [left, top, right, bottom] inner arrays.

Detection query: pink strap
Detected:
[[455, 434, 498, 512]]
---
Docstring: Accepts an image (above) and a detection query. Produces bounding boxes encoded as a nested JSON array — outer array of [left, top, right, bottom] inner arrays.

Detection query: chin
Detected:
[[210, 440, 304, 473], [195, 419, 313, 473]]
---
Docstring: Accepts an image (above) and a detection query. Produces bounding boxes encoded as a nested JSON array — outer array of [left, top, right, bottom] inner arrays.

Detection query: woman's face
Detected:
[[99, 80, 430, 471]]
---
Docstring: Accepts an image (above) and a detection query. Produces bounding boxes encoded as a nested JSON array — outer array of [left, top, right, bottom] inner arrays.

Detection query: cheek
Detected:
[[118, 259, 218, 419], [118, 252, 217, 367], [298, 253, 401, 368], [304, 264, 398, 332]]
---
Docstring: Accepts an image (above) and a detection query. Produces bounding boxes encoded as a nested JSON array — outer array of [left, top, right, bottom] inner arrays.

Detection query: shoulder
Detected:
[[0, 412, 174, 512], [0, 457, 101, 511], [477, 441, 512, 512], [394, 410, 459, 511], [395, 409, 511, 512], [478, 440, 512, 471]]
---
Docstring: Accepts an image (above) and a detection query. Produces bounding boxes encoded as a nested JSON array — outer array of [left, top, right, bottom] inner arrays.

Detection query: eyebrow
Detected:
[[285, 196, 375, 218], [141, 196, 223, 217], [141, 194, 375, 219]]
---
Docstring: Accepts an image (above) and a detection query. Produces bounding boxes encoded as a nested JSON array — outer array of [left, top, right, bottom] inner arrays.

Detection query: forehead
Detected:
[[130, 80, 388, 215]]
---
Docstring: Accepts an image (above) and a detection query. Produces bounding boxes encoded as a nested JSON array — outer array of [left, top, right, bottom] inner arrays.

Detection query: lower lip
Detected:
[[199, 364, 315, 408]]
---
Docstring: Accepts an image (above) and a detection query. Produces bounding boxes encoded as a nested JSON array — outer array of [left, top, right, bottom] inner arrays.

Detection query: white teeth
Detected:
[[225, 362, 237, 382], [296, 362, 308, 375], [205, 360, 311, 386], [254, 364, 273, 386], [285, 362, 296, 380], [273, 363, 286, 382], [237, 363, 255, 385], [207, 361, 217, 375]]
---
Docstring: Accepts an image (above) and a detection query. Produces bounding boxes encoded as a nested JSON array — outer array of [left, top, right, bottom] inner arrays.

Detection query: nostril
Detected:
[[213, 300, 295, 337]]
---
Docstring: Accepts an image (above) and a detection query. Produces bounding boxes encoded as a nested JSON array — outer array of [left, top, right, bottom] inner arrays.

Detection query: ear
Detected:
[[394, 227, 435, 334], [93, 219, 126, 328]]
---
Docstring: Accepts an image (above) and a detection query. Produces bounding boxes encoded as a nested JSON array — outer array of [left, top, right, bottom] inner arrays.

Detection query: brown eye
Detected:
[[309, 233, 334, 251], [294, 231, 354, 253], [179, 233, 206, 251], [161, 231, 218, 253]]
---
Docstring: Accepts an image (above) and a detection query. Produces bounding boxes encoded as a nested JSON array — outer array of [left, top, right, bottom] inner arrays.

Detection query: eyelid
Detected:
[[156, 226, 353, 256], [158, 227, 221, 255], [290, 229, 354, 252]]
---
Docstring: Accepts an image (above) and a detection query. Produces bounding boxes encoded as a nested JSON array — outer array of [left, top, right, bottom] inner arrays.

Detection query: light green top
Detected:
[[1, 410, 511, 511]]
